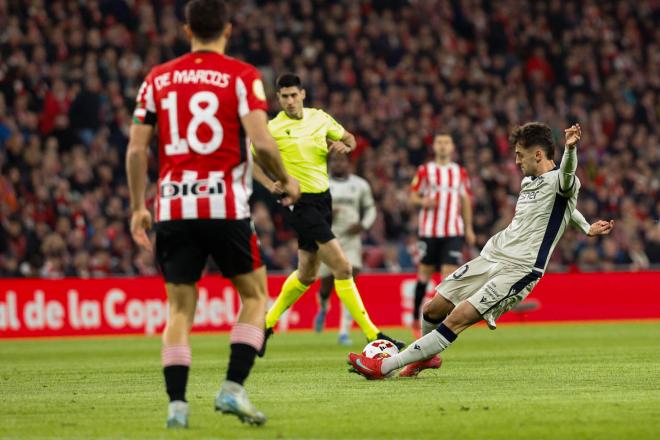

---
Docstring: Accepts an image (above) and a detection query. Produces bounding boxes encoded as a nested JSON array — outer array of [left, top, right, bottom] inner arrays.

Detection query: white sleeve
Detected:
[[359, 180, 377, 230], [558, 147, 578, 195], [569, 209, 590, 235]]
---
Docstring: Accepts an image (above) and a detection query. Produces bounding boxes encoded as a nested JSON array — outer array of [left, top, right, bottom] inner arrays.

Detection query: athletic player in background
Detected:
[[410, 134, 475, 338], [253, 73, 404, 355], [126, 0, 299, 428], [349, 123, 614, 379], [313, 153, 377, 346]]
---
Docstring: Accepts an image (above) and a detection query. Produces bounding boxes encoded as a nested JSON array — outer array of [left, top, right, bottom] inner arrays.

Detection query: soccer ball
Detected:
[[362, 339, 399, 360]]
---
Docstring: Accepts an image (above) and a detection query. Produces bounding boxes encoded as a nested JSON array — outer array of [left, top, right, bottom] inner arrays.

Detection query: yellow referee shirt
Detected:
[[266, 108, 345, 194]]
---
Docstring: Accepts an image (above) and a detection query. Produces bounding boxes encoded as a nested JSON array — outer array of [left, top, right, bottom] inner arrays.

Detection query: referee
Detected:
[[253, 73, 404, 355]]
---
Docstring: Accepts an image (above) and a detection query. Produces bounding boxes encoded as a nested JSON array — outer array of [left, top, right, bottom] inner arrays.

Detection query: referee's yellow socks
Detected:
[[334, 278, 379, 341], [265, 271, 310, 329]]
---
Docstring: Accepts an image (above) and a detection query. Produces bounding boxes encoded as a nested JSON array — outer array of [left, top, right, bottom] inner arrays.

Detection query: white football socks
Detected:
[[381, 324, 457, 375]]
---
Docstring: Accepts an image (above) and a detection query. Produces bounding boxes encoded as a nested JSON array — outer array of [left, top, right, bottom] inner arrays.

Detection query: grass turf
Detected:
[[1, 321, 659, 440]]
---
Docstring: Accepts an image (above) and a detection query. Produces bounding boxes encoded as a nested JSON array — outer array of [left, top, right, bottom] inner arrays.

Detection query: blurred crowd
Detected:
[[0, 0, 658, 278]]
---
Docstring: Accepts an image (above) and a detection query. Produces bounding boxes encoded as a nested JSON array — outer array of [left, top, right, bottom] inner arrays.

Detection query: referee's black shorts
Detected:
[[288, 190, 335, 252], [154, 218, 262, 284]]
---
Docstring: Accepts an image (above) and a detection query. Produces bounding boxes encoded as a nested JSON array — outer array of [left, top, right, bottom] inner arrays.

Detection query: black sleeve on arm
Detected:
[[143, 111, 157, 126]]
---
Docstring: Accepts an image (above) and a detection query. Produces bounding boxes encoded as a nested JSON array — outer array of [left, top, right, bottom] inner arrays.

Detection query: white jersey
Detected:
[[329, 174, 376, 251], [481, 165, 581, 274]]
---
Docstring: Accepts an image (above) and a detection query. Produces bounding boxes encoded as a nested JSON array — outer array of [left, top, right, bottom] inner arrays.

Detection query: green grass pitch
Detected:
[[1, 321, 659, 440]]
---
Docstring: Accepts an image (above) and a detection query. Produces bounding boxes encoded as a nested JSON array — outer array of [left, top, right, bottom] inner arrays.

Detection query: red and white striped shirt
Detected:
[[134, 52, 268, 221], [411, 161, 472, 238]]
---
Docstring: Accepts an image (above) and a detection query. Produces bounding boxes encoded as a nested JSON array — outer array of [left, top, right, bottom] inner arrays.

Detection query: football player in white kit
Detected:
[[349, 122, 614, 379], [314, 153, 377, 345]]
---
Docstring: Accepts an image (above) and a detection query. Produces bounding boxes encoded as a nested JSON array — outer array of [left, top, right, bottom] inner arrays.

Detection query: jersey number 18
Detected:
[[162, 91, 224, 156]]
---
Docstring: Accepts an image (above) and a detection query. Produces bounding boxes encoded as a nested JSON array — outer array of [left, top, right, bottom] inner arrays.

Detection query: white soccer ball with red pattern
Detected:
[[362, 339, 399, 359]]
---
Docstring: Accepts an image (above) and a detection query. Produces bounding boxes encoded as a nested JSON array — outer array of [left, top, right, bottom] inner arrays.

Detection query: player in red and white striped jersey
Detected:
[[126, 0, 298, 428], [409, 133, 475, 338], [133, 39, 271, 222]]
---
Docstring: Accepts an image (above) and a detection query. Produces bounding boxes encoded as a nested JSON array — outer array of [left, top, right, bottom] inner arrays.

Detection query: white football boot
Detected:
[[165, 400, 189, 428], [214, 380, 267, 426]]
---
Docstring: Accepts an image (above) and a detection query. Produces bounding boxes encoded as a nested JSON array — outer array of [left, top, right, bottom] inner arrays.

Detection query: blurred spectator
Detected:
[[0, 0, 658, 277]]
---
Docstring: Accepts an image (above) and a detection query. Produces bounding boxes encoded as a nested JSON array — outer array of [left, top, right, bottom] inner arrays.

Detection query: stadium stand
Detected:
[[0, 0, 658, 277]]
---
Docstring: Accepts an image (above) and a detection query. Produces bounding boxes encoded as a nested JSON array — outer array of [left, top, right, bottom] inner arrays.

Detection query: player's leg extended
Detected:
[[349, 257, 491, 379], [265, 249, 319, 329], [215, 267, 269, 425], [383, 263, 536, 376], [162, 282, 198, 428], [397, 291, 455, 377], [398, 260, 480, 368], [379, 301, 480, 376], [314, 274, 334, 333], [317, 239, 379, 340], [413, 263, 435, 337]]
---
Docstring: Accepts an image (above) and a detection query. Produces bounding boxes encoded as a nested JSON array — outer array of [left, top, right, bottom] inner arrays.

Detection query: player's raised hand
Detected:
[[587, 219, 614, 237], [564, 124, 581, 149], [130, 208, 153, 252], [280, 177, 301, 207], [328, 141, 352, 155]]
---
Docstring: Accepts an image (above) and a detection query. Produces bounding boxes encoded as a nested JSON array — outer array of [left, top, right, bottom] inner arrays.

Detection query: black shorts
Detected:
[[155, 219, 262, 284], [417, 236, 464, 268], [288, 191, 335, 252]]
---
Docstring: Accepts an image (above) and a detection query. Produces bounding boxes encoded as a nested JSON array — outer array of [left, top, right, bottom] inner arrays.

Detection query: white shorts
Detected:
[[318, 242, 362, 279], [436, 255, 541, 329]]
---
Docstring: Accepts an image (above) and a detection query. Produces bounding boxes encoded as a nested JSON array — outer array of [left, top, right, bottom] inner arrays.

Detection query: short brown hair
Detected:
[[185, 0, 229, 43], [509, 122, 555, 160]]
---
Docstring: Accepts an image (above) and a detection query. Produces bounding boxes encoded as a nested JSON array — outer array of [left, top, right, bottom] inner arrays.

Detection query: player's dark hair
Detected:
[[185, 0, 229, 43], [276, 73, 302, 90], [509, 122, 555, 160]]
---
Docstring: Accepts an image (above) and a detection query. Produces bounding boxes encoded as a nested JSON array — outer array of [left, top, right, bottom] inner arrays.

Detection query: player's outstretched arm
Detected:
[[559, 124, 581, 194], [570, 209, 614, 236], [569, 209, 591, 234], [126, 123, 155, 252], [242, 109, 300, 205]]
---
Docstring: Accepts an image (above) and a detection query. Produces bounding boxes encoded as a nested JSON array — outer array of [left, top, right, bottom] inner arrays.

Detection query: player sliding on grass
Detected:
[[253, 73, 404, 355], [127, 0, 299, 428], [349, 122, 614, 379]]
